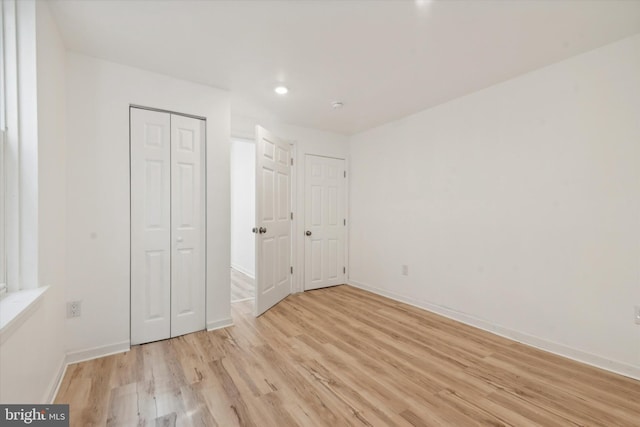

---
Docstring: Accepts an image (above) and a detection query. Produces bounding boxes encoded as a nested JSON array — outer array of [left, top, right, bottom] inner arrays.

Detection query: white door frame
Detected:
[[289, 142, 298, 293], [302, 154, 349, 292]]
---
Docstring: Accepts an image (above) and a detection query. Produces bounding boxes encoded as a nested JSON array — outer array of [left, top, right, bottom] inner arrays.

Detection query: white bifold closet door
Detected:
[[131, 108, 205, 345]]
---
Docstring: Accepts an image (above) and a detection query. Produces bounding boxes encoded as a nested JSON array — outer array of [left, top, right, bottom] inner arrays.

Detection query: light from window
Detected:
[[0, 130, 5, 298], [0, 0, 8, 297]]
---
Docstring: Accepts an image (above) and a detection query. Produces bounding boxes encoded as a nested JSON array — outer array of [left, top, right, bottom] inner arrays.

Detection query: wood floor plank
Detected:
[[302, 291, 500, 399], [249, 343, 361, 426], [231, 268, 255, 302], [55, 285, 640, 426], [482, 390, 581, 427], [472, 355, 635, 426], [208, 358, 258, 427]]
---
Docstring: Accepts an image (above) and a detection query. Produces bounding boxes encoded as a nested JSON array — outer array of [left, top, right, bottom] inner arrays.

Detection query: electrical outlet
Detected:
[[401, 265, 409, 276], [635, 306, 640, 325], [67, 301, 82, 318]]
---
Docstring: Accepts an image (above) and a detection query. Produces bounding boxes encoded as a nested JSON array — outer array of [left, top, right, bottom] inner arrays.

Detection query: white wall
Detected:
[[232, 117, 349, 292], [349, 34, 640, 378], [230, 139, 255, 278], [0, 0, 67, 403], [65, 53, 231, 355]]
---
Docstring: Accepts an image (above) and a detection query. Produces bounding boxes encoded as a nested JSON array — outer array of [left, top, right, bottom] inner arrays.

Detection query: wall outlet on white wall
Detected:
[[401, 265, 409, 276], [67, 301, 82, 318], [635, 306, 640, 325]]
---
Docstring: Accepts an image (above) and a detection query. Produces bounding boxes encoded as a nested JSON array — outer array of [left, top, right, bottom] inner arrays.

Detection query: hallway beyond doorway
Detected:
[[231, 268, 254, 303]]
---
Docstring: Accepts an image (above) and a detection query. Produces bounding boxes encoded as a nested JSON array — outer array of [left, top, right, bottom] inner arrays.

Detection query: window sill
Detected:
[[0, 286, 49, 345]]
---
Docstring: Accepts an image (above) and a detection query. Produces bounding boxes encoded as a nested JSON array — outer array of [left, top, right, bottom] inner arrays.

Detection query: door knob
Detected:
[[305, 230, 312, 236], [252, 227, 258, 233], [259, 227, 267, 234]]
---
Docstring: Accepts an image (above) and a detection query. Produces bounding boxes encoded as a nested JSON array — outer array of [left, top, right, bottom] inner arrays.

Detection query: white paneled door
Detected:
[[131, 109, 172, 344], [254, 126, 291, 316], [304, 155, 346, 291], [170, 114, 206, 338], [131, 108, 205, 345]]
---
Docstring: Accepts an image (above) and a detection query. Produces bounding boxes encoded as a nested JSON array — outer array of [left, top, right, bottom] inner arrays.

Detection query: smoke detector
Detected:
[[331, 101, 344, 109]]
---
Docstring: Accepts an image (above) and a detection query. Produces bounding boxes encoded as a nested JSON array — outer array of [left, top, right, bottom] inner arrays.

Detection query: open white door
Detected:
[[254, 126, 291, 316], [304, 155, 346, 291]]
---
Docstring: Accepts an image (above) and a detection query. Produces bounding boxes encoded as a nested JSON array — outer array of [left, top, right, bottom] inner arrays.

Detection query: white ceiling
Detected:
[[48, 0, 640, 135]]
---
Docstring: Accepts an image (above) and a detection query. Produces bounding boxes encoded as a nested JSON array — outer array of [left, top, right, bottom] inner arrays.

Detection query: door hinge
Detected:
[[291, 212, 293, 220], [343, 218, 346, 226], [343, 267, 346, 274], [290, 266, 293, 274], [344, 170, 346, 178], [291, 158, 294, 166]]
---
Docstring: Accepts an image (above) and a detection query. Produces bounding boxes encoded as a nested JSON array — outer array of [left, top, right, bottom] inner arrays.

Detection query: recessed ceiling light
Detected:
[[274, 86, 289, 95], [331, 101, 344, 109]]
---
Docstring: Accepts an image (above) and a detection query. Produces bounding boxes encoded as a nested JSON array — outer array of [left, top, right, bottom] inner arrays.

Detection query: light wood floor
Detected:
[[55, 285, 640, 426], [231, 268, 254, 302]]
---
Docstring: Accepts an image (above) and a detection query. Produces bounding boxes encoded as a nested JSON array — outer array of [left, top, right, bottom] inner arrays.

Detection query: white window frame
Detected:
[[0, 0, 50, 338], [0, 131, 5, 298], [0, 0, 23, 297], [0, 0, 7, 298], [0, 132, 5, 298]]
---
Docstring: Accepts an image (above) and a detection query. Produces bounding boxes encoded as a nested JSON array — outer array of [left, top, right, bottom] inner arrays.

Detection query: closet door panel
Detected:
[[131, 108, 172, 345], [170, 114, 206, 337]]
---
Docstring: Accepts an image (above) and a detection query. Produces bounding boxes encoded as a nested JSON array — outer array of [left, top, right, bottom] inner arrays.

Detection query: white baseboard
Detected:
[[45, 355, 67, 404], [49, 340, 131, 402], [65, 340, 131, 365], [348, 280, 640, 381], [230, 264, 255, 279], [207, 317, 233, 331], [51, 320, 235, 402]]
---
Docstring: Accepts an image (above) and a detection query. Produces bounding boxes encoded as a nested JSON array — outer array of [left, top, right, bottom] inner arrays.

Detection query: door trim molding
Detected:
[[289, 142, 298, 294], [130, 104, 206, 121]]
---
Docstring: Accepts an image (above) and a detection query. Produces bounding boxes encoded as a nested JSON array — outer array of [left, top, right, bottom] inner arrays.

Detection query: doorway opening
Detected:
[[230, 127, 295, 317], [230, 137, 255, 304]]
